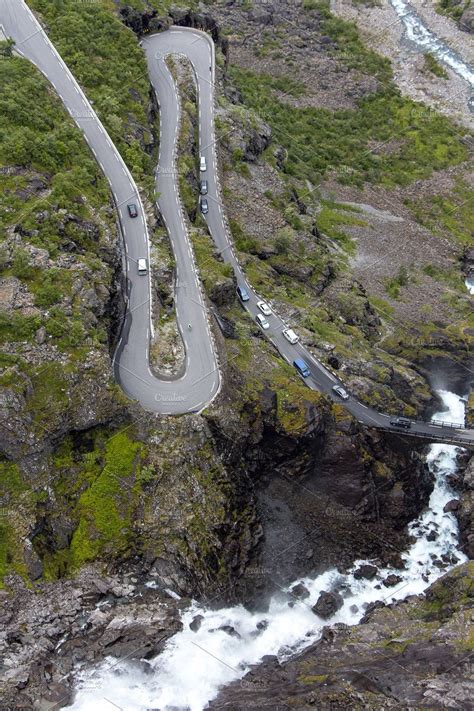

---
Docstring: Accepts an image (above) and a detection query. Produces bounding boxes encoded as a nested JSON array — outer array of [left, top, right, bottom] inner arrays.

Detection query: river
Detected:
[[389, 0, 474, 89], [65, 389, 468, 711]]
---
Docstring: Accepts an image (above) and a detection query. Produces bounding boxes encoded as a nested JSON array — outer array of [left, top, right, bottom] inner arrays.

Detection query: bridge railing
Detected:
[[381, 426, 474, 447], [429, 419, 464, 429]]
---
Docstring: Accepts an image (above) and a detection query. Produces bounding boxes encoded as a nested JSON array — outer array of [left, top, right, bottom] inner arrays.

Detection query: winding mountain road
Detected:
[[2, 1, 473, 447]]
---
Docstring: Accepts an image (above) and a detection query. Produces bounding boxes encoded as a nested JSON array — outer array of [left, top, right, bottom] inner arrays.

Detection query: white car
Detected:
[[257, 300, 272, 316], [137, 258, 147, 274], [200, 156, 207, 172], [256, 313, 270, 330], [282, 328, 299, 344]]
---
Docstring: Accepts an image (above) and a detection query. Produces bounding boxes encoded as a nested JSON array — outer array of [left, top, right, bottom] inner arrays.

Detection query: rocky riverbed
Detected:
[[331, 0, 474, 127]]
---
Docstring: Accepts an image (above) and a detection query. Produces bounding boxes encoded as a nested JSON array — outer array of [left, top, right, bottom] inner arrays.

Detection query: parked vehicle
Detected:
[[257, 300, 271, 316], [293, 358, 311, 378], [127, 203, 138, 218], [200, 180, 208, 195], [256, 313, 270, 330], [200, 197, 209, 214], [200, 156, 207, 172], [282, 328, 299, 344], [390, 416, 412, 429], [332, 384, 349, 400], [137, 258, 147, 274], [237, 285, 250, 302]]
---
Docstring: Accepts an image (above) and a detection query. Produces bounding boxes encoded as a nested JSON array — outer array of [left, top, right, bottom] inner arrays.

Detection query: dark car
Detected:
[[200, 197, 209, 215], [237, 285, 250, 302], [390, 416, 412, 429], [127, 203, 138, 218], [200, 180, 208, 195]]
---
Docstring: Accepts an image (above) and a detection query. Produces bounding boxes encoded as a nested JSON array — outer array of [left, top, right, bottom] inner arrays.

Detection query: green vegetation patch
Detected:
[[191, 228, 234, 295], [67, 431, 144, 570], [423, 52, 449, 79], [0, 57, 108, 234], [0, 462, 35, 586], [437, 0, 471, 23], [405, 180, 474, 246], [229, 66, 468, 188], [303, 0, 391, 81], [29, 0, 156, 192]]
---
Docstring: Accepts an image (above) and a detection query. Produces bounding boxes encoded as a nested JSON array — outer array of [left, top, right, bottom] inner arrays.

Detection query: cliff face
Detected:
[[0, 566, 182, 708], [209, 562, 474, 710], [0, 0, 451, 622], [1, 1, 472, 706], [206, 387, 432, 605]]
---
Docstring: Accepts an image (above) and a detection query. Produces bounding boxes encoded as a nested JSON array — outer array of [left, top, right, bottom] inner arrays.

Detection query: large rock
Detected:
[[0, 567, 181, 708], [209, 275, 236, 306], [311, 590, 344, 619], [459, 6, 474, 33], [383, 574, 402, 588], [354, 564, 378, 580], [455, 456, 474, 559], [443, 499, 460, 513], [291, 583, 310, 600]]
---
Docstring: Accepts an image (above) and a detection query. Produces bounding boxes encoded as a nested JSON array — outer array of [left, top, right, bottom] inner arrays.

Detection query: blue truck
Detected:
[[293, 358, 311, 378]]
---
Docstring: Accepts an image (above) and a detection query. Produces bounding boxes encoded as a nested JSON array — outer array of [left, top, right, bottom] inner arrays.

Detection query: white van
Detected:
[[282, 328, 299, 344], [200, 155, 207, 172], [137, 258, 147, 275]]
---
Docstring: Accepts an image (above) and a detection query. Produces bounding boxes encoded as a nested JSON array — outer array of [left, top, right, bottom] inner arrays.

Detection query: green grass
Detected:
[[0, 462, 34, 586], [29, 0, 156, 193], [302, 0, 391, 81], [423, 52, 449, 79], [191, 228, 234, 296], [0, 53, 115, 357], [24, 362, 70, 429], [229, 66, 468, 189], [436, 0, 471, 22], [68, 432, 144, 569], [405, 180, 474, 246], [317, 200, 367, 253], [385, 265, 410, 300], [0, 57, 109, 235]]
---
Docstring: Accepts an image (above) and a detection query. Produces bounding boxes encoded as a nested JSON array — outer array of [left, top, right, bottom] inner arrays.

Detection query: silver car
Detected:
[[332, 384, 349, 400]]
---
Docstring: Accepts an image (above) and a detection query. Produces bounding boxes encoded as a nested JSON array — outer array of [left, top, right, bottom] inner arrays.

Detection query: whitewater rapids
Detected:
[[65, 390, 468, 711]]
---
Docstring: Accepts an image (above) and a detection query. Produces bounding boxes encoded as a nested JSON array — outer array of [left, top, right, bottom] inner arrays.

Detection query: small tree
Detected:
[[0, 38, 15, 58]]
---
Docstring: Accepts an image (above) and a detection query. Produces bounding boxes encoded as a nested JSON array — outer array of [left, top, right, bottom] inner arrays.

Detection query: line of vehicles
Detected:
[[126, 202, 149, 275], [131, 156, 414, 428], [236, 284, 351, 401], [200, 156, 208, 214]]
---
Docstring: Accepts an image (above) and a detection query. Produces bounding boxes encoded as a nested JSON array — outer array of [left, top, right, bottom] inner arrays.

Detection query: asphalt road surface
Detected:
[[2, 2, 473, 447]]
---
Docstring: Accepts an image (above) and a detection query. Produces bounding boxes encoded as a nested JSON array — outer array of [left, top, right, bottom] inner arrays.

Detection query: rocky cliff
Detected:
[[1, 0, 472, 706]]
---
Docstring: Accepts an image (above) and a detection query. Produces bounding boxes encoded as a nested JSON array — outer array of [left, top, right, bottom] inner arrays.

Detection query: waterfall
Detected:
[[65, 390, 468, 711]]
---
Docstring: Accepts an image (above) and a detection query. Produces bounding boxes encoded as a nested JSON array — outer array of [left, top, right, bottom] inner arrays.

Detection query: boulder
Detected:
[[382, 574, 403, 588], [443, 499, 460, 513], [354, 564, 378, 580], [217, 624, 241, 639], [459, 6, 474, 33], [311, 591, 344, 620], [189, 615, 204, 633], [291, 583, 310, 600]]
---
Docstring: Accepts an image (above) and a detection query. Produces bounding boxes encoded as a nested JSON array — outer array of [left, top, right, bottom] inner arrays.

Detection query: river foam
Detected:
[[65, 390, 468, 711]]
